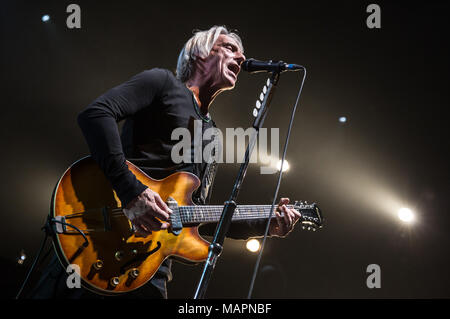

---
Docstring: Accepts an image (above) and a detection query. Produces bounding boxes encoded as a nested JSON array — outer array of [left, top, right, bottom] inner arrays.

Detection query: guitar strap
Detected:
[[193, 123, 220, 205]]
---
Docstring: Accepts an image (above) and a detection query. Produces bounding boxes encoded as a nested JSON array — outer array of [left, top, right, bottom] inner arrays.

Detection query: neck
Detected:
[[177, 204, 296, 225], [185, 74, 225, 115]]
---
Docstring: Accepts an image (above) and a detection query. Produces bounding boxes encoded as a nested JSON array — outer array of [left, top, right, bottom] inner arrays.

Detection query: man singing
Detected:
[[30, 25, 300, 299]]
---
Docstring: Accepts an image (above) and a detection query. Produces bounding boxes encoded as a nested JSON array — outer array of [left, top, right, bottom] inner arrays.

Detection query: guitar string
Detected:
[[63, 204, 308, 222], [63, 205, 295, 218], [110, 205, 297, 221], [60, 205, 314, 233]]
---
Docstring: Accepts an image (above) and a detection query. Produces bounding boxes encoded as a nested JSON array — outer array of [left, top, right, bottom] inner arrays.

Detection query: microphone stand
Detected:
[[193, 70, 281, 299]]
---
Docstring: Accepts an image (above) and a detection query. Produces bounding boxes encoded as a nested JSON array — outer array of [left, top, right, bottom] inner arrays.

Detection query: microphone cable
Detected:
[[247, 66, 307, 299]]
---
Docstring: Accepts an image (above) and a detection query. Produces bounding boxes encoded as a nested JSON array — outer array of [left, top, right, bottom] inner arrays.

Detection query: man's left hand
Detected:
[[269, 197, 301, 237]]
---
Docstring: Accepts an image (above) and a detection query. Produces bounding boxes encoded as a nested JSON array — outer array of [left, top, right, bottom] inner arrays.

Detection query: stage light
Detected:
[[339, 116, 347, 123], [17, 250, 26, 265], [42, 15, 50, 22], [398, 207, 414, 223], [246, 239, 260, 253], [276, 159, 290, 172]]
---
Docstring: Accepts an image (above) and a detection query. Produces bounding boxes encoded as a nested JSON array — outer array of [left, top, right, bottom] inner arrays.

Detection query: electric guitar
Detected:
[[50, 156, 323, 295]]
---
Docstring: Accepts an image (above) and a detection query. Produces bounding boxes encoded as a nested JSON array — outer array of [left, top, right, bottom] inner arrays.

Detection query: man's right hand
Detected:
[[123, 188, 172, 236]]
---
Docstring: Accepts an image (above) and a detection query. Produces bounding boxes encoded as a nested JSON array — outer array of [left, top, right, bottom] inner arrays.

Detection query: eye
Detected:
[[224, 44, 234, 51]]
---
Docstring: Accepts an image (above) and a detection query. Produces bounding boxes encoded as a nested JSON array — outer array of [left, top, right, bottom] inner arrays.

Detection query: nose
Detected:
[[235, 51, 246, 66]]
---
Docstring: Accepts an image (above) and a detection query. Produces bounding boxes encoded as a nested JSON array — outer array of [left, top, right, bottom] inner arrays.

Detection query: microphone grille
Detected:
[[241, 59, 255, 72]]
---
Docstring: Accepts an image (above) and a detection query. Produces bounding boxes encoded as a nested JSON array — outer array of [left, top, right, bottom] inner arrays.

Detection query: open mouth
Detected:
[[227, 63, 240, 79]]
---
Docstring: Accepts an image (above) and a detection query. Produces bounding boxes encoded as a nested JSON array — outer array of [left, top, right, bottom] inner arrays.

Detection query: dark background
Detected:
[[1, 0, 449, 298]]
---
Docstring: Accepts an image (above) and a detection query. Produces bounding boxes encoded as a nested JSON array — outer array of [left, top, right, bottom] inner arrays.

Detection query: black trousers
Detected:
[[28, 253, 167, 299]]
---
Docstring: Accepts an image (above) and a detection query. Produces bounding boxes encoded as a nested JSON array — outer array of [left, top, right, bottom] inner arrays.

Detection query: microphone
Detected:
[[241, 58, 303, 73]]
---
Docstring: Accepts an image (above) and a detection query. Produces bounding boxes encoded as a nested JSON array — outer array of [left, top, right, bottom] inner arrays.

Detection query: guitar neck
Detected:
[[178, 204, 296, 225]]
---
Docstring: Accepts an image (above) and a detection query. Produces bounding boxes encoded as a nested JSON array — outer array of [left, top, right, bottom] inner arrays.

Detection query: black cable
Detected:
[[247, 67, 307, 299], [51, 218, 89, 248], [14, 217, 89, 299]]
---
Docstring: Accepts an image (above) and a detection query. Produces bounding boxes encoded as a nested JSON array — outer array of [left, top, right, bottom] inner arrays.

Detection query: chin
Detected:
[[226, 82, 236, 90], [222, 76, 237, 90], [219, 70, 238, 89]]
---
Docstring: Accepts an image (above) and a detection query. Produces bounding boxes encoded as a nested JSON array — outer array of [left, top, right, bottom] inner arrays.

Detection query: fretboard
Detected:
[[178, 204, 298, 225]]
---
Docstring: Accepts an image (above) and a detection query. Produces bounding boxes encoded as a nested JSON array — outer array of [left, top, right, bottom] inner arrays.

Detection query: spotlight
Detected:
[[41, 15, 50, 22], [339, 116, 347, 123], [398, 207, 414, 223], [246, 239, 260, 253], [276, 159, 290, 172], [17, 250, 26, 265]]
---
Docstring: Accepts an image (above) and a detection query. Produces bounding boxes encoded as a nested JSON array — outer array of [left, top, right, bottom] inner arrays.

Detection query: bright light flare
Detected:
[[276, 159, 290, 172], [246, 239, 261, 253], [398, 207, 414, 223], [42, 15, 50, 22]]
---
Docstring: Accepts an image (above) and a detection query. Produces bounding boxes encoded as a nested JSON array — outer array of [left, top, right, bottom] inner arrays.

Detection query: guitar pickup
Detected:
[[167, 197, 182, 235]]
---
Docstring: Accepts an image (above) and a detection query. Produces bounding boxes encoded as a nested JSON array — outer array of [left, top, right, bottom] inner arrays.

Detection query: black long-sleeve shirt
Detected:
[[77, 68, 267, 294]]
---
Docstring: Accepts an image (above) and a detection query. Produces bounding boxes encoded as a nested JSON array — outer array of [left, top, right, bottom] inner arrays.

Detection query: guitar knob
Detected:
[[92, 260, 103, 270], [110, 277, 120, 287], [115, 251, 124, 261], [129, 268, 140, 279]]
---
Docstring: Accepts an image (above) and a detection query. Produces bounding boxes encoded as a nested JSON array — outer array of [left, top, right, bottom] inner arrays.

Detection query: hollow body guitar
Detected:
[[51, 157, 322, 295]]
